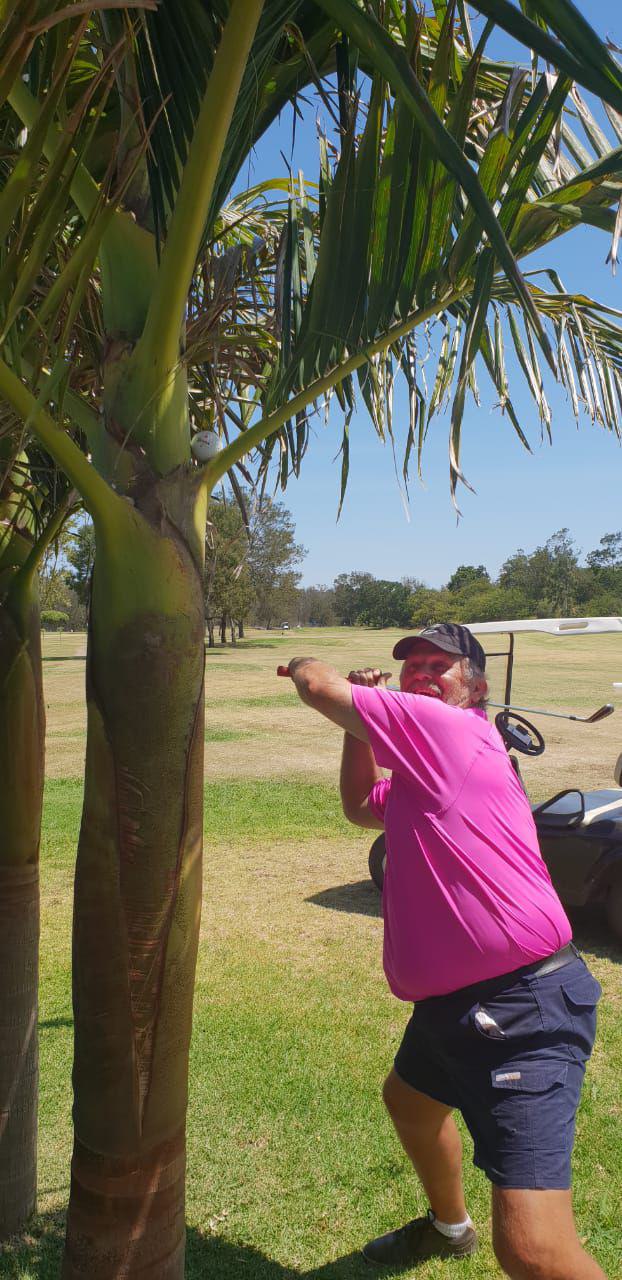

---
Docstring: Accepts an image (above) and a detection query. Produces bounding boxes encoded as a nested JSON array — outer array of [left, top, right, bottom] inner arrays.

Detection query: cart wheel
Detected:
[[368, 834, 386, 892], [606, 875, 622, 943]]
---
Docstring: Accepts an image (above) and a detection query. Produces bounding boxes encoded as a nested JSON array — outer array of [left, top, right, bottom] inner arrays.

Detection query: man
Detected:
[[279, 623, 605, 1279]]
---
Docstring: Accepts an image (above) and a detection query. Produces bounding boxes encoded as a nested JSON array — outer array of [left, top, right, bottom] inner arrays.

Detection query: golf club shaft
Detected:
[[489, 701, 611, 723], [383, 683, 609, 724], [277, 670, 612, 724]]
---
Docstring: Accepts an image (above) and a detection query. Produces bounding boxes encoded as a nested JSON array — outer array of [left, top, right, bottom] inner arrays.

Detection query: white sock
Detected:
[[431, 1214, 473, 1239]]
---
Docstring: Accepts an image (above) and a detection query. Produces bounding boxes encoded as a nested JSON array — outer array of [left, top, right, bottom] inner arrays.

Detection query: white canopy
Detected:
[[467, 617, 622, 637]]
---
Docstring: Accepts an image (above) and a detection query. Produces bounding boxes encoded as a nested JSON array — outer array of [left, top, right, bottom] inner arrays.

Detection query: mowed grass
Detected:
[[3, 627, 622, 1278]]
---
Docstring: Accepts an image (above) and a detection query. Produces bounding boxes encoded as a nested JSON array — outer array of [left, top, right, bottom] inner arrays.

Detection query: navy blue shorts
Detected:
[[393, 955, 601, 1189]]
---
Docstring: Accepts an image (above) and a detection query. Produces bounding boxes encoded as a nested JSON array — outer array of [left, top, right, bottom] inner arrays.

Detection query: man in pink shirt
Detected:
[[280, 624, 604, 1279]]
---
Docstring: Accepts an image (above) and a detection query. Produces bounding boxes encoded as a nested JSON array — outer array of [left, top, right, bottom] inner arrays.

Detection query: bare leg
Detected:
[[382, 1069, 467, 1223], [492, 1187, 608, 1280]]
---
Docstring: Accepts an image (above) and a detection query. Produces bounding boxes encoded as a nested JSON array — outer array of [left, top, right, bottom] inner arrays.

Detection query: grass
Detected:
[[2, 627, 622, 1278]]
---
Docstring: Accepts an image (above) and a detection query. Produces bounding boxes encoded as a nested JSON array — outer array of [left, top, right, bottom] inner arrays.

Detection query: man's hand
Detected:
[[347, 667, 392, 687], [276, 657, 313, 678]]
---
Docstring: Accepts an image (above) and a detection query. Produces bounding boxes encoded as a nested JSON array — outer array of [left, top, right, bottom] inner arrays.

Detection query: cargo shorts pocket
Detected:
[[487, 1061, 569, 1152], [465, 1059, 577, 1188], [533, 965, 601, 1058]]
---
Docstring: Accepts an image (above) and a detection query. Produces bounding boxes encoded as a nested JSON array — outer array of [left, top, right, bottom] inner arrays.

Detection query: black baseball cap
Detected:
[[392, 623, 486, 671]]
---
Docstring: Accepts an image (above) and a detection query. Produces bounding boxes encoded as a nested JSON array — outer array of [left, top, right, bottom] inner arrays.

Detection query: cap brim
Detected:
[[392, 635, 462, 661]]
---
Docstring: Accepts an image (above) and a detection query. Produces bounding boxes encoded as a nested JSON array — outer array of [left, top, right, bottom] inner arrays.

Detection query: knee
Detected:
[[492, 1227, 564, 1280], [382, 1072, 403, 1119]]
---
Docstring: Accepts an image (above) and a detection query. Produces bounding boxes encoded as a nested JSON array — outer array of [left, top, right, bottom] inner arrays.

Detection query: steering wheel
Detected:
[[494, 711, 545, 757]]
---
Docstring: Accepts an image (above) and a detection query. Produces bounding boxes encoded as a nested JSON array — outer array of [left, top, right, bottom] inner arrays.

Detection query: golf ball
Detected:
[[191, 430, 221, 462]]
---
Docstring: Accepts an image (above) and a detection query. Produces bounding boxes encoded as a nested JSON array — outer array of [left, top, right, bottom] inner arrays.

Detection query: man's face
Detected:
[[399, 640, 470, 706]]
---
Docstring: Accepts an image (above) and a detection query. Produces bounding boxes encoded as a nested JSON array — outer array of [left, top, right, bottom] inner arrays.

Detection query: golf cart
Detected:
[[368, 617, 622, 944]]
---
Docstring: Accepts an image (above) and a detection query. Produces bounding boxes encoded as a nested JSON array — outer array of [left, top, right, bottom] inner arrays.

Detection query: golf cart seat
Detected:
[[533, 788, 622, 837]]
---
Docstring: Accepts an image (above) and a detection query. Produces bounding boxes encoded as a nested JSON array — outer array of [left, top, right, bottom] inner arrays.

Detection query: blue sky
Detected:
[[245, 1, 622, 587]]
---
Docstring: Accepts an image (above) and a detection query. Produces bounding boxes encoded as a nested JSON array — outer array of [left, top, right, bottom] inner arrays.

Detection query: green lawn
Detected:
[[2, 629, 622, 1278]]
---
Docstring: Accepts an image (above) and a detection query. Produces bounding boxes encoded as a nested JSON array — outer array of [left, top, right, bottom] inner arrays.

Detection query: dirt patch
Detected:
[[202, 834, 381, 963]]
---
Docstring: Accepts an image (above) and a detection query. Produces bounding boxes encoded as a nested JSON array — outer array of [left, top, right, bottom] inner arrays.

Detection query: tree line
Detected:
[[296, 530, 622, 629], [42, 518, 622, 636]]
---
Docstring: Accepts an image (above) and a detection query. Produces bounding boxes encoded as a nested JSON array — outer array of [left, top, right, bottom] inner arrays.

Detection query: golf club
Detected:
[[488, 701, 614, 723], [277, 669, 614, 724]]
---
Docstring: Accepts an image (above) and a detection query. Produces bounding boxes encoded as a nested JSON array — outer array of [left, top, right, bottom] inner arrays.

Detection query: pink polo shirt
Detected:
[[351, 685, 571, 1001]]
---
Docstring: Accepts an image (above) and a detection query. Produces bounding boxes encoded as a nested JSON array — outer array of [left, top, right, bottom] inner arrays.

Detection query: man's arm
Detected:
[[340, 732, 385, 829], [339, 665, 391, 828], [279, 659, 389, 829], [280, 657, 370, 741]]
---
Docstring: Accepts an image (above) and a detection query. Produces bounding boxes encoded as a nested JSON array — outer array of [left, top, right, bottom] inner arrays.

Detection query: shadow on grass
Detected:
[[568, 904, 622, 964], [0, 1212, 371, 1280], [42, 655, 85, 662], [0, 1209, 65, 1279], [187, 1231, 372, 1279], [39, 1016, 73, 1030], [306, 880, 381, 919]]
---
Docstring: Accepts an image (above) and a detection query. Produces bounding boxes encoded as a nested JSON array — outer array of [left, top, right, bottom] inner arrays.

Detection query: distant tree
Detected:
[[408, 587, 455, 627], [499, 529, 580, 616], [541, 529, 580, 615], [356, 579, 412, 628], [401, 576, 427, 595], [65, 521, 95, 607], [296, 586, 336, 626], [586, 532, 622, 574], [452, 584, 531, 623], [248, 500, 305, 628], [204, 497, 255, 646], [265, 571, 301, 627], [583, 533, 622, 603], [333, 572, 376, 625], [583, 589, 622, 616], [41, 610, 70, 631], [446, 564, 490, 593], [39, 566, 73, 614], [37, 512, 79, 614], [498, 547, 547, 605]]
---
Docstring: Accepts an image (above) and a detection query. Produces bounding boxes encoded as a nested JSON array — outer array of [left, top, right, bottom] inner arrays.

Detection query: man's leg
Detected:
[[361, 1070, 476, 1266], [492, 1187, 607, 1280], [382, 1069, 467, 1223]]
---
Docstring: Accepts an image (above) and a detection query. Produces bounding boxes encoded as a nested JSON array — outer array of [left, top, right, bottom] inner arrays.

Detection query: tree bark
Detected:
[[0, 597, 44, 1238], [62, 479, 205, 1279], [238, 620, 244, 639], [220, 614, 226, 644]]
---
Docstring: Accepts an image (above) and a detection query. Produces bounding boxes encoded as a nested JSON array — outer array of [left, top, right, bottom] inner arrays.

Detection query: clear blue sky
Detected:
[[244, 1, 622, 588]]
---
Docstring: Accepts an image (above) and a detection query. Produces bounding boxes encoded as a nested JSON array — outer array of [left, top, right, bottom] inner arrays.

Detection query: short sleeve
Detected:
[[368, 777, 391, 822], [351, 683, 479, 809]]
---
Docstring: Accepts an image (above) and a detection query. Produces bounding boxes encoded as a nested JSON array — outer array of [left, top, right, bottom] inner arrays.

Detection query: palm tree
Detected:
[[0, 427, 74, 1235], [2, 2, 622, 1274]]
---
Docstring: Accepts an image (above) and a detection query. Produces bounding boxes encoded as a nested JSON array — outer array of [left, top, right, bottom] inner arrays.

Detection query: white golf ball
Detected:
[[191, 430, 221, 462]]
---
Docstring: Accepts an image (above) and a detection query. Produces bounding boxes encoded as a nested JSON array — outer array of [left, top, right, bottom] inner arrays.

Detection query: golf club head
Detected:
[[586, 703, 615, 723]]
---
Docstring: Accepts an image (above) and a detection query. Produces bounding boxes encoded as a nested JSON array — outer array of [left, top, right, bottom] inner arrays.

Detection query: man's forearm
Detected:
[[279, 656, 370, 741], [340, 731, 382, 820]]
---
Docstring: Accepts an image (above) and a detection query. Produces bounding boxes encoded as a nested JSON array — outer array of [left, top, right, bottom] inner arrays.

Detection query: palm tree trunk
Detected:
[[0, 596, 44, 1238], [62, 479, 205, 1279]]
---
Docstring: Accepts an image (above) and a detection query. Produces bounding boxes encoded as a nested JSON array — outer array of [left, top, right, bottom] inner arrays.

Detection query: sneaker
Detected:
[[362, 1210, 478, 1267]]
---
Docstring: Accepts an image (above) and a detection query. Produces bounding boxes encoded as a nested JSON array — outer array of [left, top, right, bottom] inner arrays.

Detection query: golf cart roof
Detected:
[[467, 617, 622, 637]]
